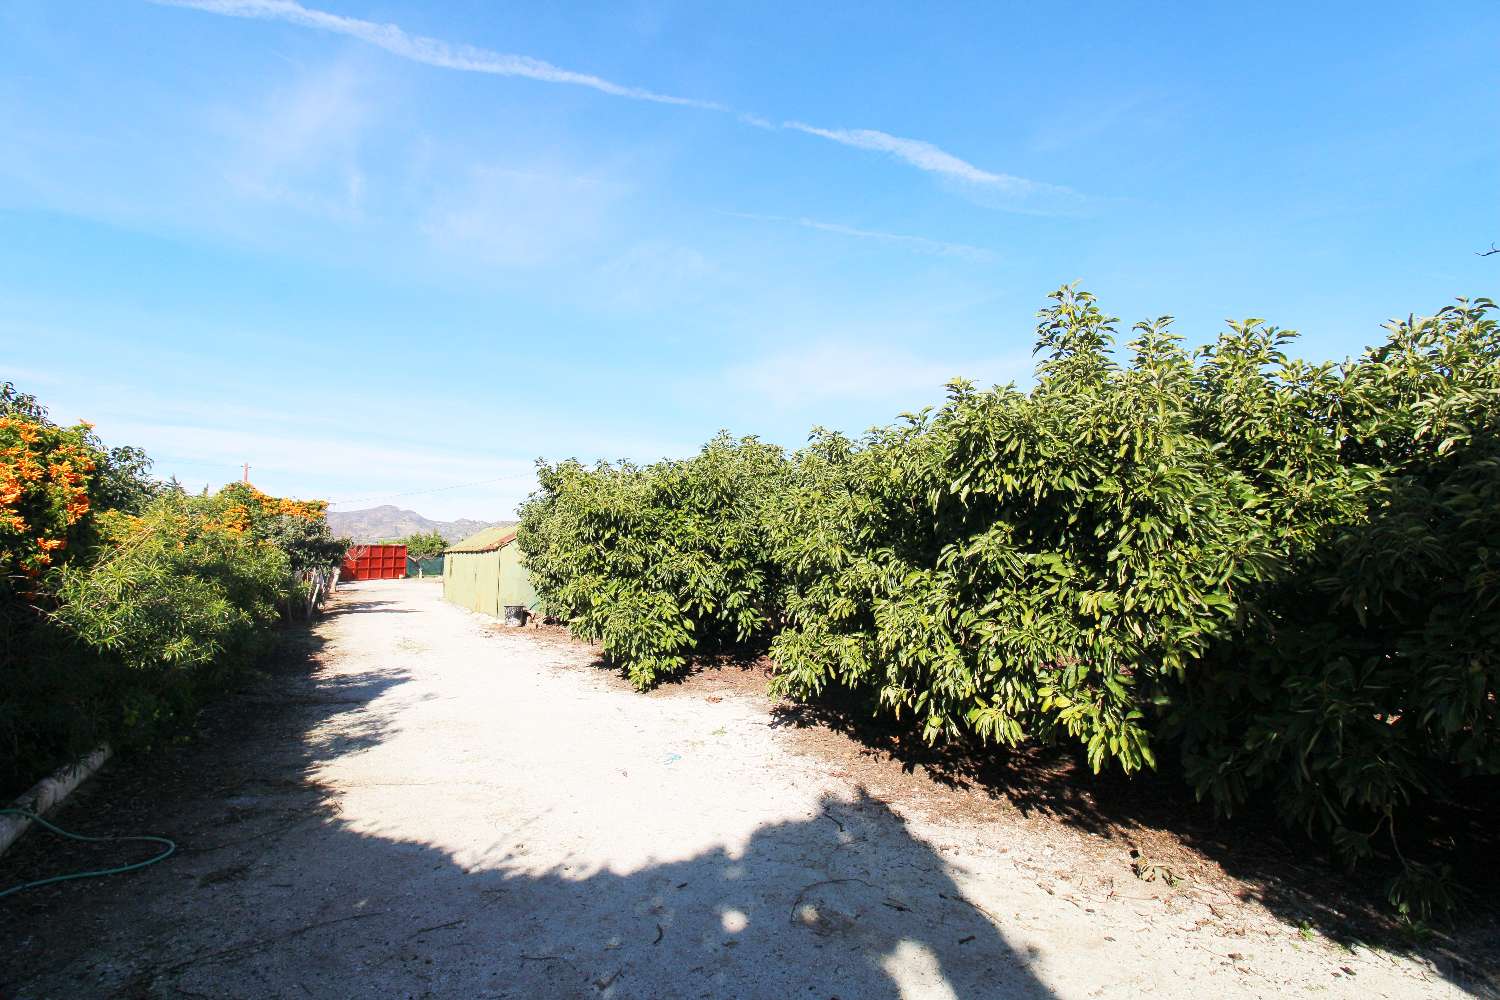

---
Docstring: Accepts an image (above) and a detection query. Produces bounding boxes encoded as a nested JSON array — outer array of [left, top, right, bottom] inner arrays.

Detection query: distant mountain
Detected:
[[326, 505, 514, 544]]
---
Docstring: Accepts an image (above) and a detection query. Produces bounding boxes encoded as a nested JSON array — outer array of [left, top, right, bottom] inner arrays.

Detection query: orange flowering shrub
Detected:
[[2, 381, 345, 797], [214, 483, 327, 533], [271, 495, 327, 519], [207, 504, 252, 535], [0, 415, 101, 580]]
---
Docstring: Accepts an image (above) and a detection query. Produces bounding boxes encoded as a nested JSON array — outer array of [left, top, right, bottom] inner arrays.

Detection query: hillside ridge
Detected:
[[326, 505, 513, 544]]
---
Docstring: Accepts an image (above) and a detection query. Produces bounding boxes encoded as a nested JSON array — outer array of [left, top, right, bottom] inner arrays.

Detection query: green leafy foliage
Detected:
[[1, 491, 295, 781], [770, 288, 1277, 771], [1173, 299, 1500, 883], [519, 433, 787, 688], [267, 514, 349, 577], [0, 385, 345, 794], [50, 492, 292, 673], [398, 529, 448, 562], [517, 289, 1500, 915]]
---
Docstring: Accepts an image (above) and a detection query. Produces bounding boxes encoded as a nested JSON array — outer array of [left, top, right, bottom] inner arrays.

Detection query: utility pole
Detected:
[[242, 462, 250, 484]]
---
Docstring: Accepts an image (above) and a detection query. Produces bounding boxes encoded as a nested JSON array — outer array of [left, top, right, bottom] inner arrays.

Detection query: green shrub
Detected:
[[0, 385, 345, 794], [0, 489, 297, 794], [1172, 299, 1500, 913], [520, 433, 787, 688], [770, 288, 1281, 770], [51, 492, 292, 673], [519, 289, 1499, 914]]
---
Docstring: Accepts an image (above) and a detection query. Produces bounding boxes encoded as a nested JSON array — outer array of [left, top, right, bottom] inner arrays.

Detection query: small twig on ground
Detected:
[[412, 918, 467, 936], [938, 890, 1004, 925]]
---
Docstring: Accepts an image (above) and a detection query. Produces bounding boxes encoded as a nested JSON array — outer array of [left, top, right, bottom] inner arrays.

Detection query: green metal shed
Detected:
[[441, 526, 542, 619]]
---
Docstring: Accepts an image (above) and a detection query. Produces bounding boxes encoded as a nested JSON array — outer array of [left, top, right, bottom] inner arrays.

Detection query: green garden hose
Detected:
[[0, 808, 175, 899]]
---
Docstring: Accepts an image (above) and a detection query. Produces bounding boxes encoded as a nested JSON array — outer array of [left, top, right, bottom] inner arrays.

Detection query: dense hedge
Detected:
[[519, 289, 1499, 916], [1175, 298, 1500, 915], [520, 434, 785, 688], [773, 290, 1284, 774], [0, 383, 347, 795]]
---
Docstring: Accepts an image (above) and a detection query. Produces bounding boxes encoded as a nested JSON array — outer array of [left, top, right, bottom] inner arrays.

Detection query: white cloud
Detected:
[[420, 165, 628, 268], [726, 342, 1030, 406], [1, 367, 64, 388], [216, 61, 371, 217], [783, 122, 1016, 187], [112, 419, 540, 518], [104, 420, 533, 482], [151, 1, 1080, 206], [800, 219, 996, 261], [152, 0, 724, 110], [594, 241, 717, 310], [783, 122, 1082, 212], [725, 212, 997, 262]]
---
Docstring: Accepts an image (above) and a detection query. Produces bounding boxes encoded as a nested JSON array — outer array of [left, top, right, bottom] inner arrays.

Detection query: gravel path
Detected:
[[0, 580, 1478, 998]]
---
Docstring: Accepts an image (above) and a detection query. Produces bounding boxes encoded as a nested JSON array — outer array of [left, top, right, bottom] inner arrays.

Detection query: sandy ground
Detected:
[[1, 579, 1489, 998]]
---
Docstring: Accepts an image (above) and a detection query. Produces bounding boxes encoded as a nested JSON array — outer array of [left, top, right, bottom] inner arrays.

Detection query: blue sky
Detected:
[[2, 1, 1497, 519]]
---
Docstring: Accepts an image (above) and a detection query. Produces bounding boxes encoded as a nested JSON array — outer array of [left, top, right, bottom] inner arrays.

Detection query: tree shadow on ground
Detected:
[[323, 598, 424, 616], [478, 788, 1051, 1000], [574, 652, 765, 689], [0, 619, 1053, 999], [770, 692, 1500, 993], [510, 623, 1500, 994]]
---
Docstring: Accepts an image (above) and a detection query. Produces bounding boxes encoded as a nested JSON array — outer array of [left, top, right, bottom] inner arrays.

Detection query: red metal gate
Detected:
[[340, 544, 408, 581]]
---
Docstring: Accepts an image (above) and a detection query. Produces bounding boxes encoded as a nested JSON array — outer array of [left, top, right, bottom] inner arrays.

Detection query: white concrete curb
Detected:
[[0, 745, 112, 856]]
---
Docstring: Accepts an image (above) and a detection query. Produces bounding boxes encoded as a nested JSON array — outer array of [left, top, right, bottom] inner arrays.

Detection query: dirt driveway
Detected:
[[1, 580, 1485, 998]]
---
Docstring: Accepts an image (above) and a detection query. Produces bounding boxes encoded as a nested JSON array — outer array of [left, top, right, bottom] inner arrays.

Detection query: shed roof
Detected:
[[444, 525, 519, 554]]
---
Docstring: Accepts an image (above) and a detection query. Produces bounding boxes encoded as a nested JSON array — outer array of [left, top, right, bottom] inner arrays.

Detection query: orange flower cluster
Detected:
[[0, 415, 100, 576], [210, 504, 253, 535], [192, 483, 330, 550], [224, 483, 328, 523], [276, 497, 328, 518], [239, 484, 326, 520]]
